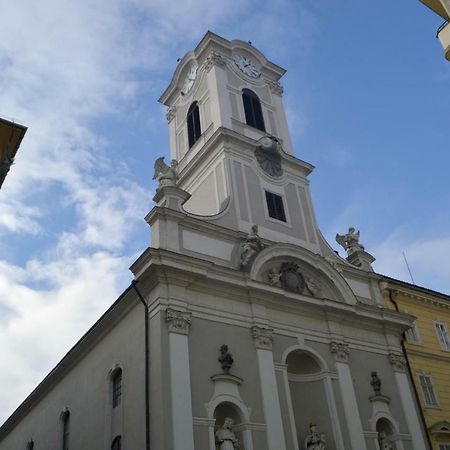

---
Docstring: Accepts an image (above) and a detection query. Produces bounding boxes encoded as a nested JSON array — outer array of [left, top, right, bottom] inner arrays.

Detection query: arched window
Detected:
[[61, 411, 70, 450], [112, 368, 122, 408], [242, 89, 265, 132], [187, 101, 201, 148], [111, 435, 122, 450]]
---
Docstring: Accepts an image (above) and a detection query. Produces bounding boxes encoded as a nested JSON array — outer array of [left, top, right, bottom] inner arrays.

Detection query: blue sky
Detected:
[[0, 0, 449, 424]]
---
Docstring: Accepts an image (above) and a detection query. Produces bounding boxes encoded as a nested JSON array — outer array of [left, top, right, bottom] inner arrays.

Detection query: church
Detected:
[[0, 31, 429, 450]]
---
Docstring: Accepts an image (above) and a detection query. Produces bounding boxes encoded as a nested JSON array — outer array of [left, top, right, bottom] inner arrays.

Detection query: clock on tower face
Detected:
[[181, 64, 198, 95], [233, 54, 260, 78]]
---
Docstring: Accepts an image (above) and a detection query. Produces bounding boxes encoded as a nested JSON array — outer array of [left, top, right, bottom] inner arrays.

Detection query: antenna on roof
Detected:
[[402, 251, 415, 285]]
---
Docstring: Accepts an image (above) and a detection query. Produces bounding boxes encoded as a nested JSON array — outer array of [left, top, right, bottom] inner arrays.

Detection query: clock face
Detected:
[[233, 54, 260, 78], [181, 64, 198, 94]]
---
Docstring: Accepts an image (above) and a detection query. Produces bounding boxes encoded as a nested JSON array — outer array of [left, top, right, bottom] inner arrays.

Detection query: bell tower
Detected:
[[157, 31, 320, 254]]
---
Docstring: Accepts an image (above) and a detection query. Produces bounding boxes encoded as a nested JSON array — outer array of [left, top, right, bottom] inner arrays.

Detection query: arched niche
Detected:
[[376, 417, 399, 450], [214, 402, 245, 450], [250, 243, 357, 305], [283, 348, 341, 450]]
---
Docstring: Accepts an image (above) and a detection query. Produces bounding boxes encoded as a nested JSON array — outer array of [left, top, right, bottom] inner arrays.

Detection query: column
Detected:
[[166, 308, 195, 450], [252, 326, 287, 450], [330, 342, 368, 450], [389, 353, 427, 450]]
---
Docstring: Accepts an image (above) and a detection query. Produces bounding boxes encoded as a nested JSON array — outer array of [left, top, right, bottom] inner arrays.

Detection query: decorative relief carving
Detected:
[[255, 135, 283, 177], [388, 353, 406, 372], [251, 326, 274, 350], [239, 225, 265, 270], [165, 308, 191, 334], [204, 50, 225, 72], [330, 341, 350, 363], [166, 106, 176, 123], [267, 80, 284, 96]]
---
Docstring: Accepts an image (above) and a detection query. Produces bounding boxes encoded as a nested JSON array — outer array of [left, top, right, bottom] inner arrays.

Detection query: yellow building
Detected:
[[383, 277, 450, 450], [0, 117, 27, 190], [420, 0, 450, 60]]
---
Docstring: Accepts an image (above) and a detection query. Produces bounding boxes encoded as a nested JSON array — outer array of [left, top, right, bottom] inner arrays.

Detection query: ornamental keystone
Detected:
[[251, 326, 274, 350], [330, 341, 350, 363], [165, 308, 192, 335]]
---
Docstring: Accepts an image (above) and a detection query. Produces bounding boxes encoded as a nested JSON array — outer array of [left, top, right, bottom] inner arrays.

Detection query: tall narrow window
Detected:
[[418, 374, 438, 406], [187, 101, 201, 148], [405, 320, 421, 344], [111, 436, 122, 450], [242, 89, 265, 132], [265, 191, 286, 222], [435, 321, 450, 351], [62, 411, 70, 450], [112, 368, 122, 408]]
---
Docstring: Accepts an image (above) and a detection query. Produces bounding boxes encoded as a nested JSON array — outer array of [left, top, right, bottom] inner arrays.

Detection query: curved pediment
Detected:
[[250, 243, 357, 305]]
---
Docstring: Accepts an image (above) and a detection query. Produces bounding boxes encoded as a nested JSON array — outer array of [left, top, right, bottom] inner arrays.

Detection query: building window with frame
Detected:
[[112, 368, 122, 408], [405, 320, 421, 344], [418, 374, 438, 406], [435, 321, 450, 351], [187, 101, 201, 148], [111, 435, 122, 450], [439, 444, 450, 450], [265, 191, 286, 222], [242, 89, 265, 132], [61, 410, 70, 450]]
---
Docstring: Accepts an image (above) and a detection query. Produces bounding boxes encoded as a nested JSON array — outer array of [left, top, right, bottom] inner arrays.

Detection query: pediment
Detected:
[[429, 420, 450, 434], [250, 243, 357, 305]]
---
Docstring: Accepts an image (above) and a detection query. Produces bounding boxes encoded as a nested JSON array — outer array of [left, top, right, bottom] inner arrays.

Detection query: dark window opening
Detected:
[[187, 101, 201, 148], [111, 436, 122, 450], [265, 191, 286, 222], [242, 89, 265, 132], [62, 411, 70, 450], [112, 369, 122, 408]]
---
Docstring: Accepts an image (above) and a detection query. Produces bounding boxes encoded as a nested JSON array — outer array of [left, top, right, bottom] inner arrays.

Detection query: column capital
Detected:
[[166, 106, 176, 123], [251, 326, 274, 350], [204, 50, 226, 72], [166, 308, 192, 335], [388, 353, 406, 373], [330, 341, 350, 363], [267, 80, 284, 96]]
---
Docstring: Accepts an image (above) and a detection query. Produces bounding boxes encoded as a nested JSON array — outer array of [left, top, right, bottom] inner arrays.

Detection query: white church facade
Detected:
[[0, 32, 429, 450]]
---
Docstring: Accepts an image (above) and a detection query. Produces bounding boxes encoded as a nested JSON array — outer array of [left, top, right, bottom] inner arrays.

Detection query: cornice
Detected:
[[407, 347, 450, 363]]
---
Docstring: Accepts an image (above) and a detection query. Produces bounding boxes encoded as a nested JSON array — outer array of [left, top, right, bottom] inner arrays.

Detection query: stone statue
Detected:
[[215, 417, 239, 449], [371, 371, 382, 395], [378, 432, 395, 450], [268, 267, 282, 286], [218, 345, 234, 374], [152, 156, 179, 188], [336, 227, 365, 255], [304, 422, 326, 450], [239, 225, 265, 270]]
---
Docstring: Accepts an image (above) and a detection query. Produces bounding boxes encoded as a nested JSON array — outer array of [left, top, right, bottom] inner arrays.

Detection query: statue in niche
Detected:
[[216, 417, 239, 449], [239, 225, 265, 270], [378, 432, 395, 450], [254, 135, 283, 177], [218, 345, 234, 374], [371, 371, 382, 395], [336, 227, 365, 255], [304, 422, 326, 450], [152, 156, 179, 188]]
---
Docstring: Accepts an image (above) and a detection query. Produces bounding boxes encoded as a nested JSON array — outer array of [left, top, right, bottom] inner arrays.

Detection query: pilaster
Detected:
[[166, 308, 194, 450], [252, 326, 286, 450], [330, 341, 368, 450]]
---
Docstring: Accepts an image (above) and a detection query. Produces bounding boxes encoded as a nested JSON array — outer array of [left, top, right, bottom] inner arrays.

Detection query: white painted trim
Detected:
[[324, 375, 346, 450], [279, 365, 300, 450], [169, 332, 195, 450], [335, 361, 368, 450], [256, 348, 287, 450]]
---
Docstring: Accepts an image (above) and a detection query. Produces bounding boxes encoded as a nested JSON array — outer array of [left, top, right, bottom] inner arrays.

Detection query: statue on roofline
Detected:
[[152, 156, 179, 189]]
